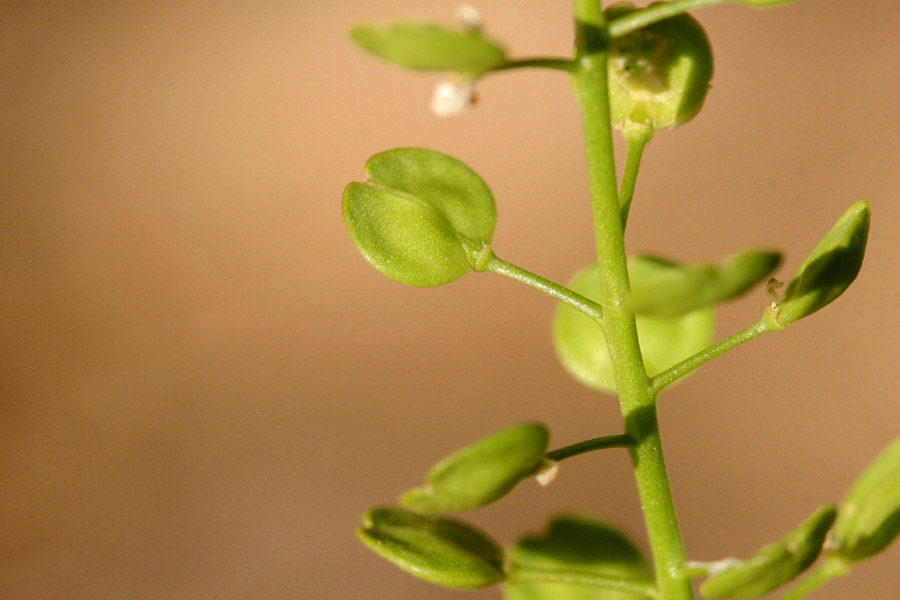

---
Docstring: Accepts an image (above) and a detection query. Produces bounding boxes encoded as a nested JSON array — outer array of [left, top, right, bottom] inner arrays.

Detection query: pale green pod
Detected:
[[401, 422, 550, 513], [553, 260, 714, 393], [504, 515, 652, 600], [774, 200, 870, 325], [625, 250, 781, 317], [832, 436, 900, 562], [358, 507, 505, 589], [699, 504, 836, 598], [343, 148, 497, 287], [350, 22, 507, 75], [606, 3, 713, 130]]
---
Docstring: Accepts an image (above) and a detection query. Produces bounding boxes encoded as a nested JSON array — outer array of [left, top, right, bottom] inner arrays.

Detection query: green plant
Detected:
[[342, 2, 896, 599]]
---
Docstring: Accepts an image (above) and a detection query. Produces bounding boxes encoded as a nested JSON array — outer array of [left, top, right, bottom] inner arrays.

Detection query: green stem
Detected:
[[609, 0, 724, 38], [620, 125, 653, 228], [486, 255, 603, 320], [776, 557, 851, 600], [510, 567, 659, 598], [495, 57, 577, 72], [650, 317, 773, 395], [570, 3, 692, 599], [547, 433, 636, 462]]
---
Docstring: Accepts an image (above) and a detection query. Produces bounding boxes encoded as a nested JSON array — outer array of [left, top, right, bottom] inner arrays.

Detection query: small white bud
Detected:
[[535, 459, 559, 487], [430, 78, 477, 118], [455, 5, 483, 30]]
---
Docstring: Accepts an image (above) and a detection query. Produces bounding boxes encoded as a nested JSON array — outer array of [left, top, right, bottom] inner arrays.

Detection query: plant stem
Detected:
[[495, 57, 576, 72], [570, 2, 692, 599], [608, 0, 724, 38], [650, 317, 773, 395], [620, 125, 653, 228], [509, 567, 659, 598], [547, 433, 636, 462], [486, 255, 602, 320], [776, 557, 851, 600]]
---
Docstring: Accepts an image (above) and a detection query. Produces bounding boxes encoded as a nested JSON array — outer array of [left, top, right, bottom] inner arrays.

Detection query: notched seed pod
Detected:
[[400, 422, 550, 512], [606, 2, 713, 131]]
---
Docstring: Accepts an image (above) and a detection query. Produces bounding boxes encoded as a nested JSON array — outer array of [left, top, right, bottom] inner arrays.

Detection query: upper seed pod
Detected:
[[350, 21, 507, 76], [400, 422, 550, 513], [605, 2, 714, 131]]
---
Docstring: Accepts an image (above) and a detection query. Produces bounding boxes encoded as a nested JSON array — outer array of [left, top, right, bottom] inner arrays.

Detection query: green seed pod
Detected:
[[606, 2, 713, 131], [832, 437, 900, 562], [350, 21, 507, 75], [343, 148, 497, 287], [774, 200, 870, 325], [358, 507, 505, 589], [400, 422, 550, 513], [505, 515, 652, 600], [699, 504, 836, 598]]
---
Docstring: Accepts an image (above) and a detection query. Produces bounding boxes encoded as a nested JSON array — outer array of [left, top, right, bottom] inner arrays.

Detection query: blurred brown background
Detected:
[[2, 1, 898, 598]]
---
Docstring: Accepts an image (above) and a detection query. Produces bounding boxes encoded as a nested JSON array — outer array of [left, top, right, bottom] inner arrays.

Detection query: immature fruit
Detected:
[[606, 3, 713, 130], [400, 422, 550, 513], [358, 508, 505, 589]]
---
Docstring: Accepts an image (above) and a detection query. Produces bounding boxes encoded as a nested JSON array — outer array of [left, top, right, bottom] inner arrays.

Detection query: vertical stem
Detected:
[[570, 2, 692, 599]]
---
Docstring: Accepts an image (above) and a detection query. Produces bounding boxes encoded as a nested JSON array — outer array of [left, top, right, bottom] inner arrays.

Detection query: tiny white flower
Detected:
[[430, 78, 477, 118], [455, 4, 483, 30]]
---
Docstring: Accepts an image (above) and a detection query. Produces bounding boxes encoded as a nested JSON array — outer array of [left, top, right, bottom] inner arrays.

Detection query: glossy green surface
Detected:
[[358, 507, 505, 588], [343, 148, 496, 286], [775, 200, 870, 325], [401, 422, 550, 513]]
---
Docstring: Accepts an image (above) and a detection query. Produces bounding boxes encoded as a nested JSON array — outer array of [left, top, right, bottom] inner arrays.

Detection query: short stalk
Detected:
[[650, 317, 773, 395], [495, 57, 576, 72], [486, 255, 602, 320], [570, 2, 692, 599], [608, 0, 724, 38], [620, 125, 653, 228], [547, 433, 635, 462]]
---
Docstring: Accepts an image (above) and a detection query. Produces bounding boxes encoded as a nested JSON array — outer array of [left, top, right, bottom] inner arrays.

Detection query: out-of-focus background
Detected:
[[2, 1, 898, 598]]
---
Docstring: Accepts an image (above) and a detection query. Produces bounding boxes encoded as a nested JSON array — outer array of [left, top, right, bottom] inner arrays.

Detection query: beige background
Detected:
[[2, 1, 899, 598]]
